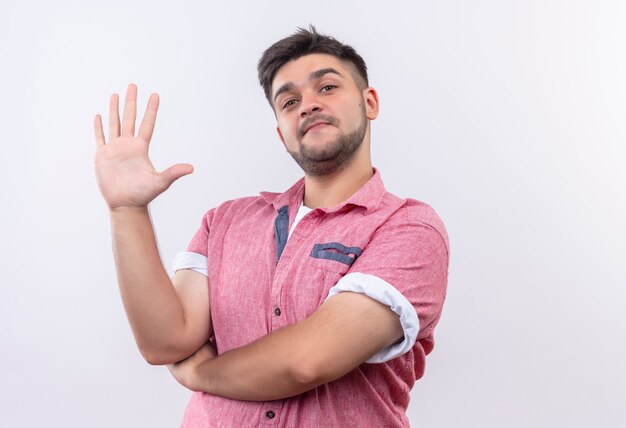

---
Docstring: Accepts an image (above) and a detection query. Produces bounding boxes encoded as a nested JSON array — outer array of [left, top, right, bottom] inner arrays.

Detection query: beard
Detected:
[[287, 105, 368, 177]]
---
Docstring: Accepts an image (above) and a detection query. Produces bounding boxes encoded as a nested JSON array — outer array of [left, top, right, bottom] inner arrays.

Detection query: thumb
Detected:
[[157, 163, 194, 190]]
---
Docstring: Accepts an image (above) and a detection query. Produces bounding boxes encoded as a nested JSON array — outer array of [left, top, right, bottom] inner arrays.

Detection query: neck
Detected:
[[302, 151, 373, 209]]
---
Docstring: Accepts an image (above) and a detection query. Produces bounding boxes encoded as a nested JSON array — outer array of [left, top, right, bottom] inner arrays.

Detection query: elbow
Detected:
[[290, 348, 354, 388], [291, 363, 317, 386], [290, 358, 331, 388], [142, 353, 168, 366], [140, 348, 170, 366], [139, 345, 187, 366]]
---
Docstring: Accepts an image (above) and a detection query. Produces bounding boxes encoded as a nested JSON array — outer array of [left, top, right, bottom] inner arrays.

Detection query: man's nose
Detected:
[[299, 94, 322, 117]]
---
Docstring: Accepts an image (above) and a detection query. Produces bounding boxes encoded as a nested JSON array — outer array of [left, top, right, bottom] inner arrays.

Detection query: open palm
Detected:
[[93, 84, 193, 210]]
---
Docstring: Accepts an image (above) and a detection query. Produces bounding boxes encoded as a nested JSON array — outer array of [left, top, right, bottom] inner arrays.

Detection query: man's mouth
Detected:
[[304, 121, 329, 134], [298, 114, 338, 138]]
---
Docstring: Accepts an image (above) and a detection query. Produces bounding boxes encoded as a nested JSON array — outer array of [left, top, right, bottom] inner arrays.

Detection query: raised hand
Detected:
[[93, 84, 193, 211]]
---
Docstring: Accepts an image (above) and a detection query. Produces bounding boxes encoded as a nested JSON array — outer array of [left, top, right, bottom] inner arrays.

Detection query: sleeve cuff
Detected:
[[325, 272, 420, 363], [172, 252, 209, 277]]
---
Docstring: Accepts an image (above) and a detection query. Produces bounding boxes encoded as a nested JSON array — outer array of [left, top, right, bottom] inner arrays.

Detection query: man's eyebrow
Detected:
[[273, 68, 344, 102], [309, 67, 343, 81], [273, 82, 294, 102]]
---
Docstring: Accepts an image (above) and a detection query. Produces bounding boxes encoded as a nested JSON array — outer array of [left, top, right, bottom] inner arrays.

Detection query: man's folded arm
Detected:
[[188, 290, 404, 401], [127, 268, 212, 366], [173, 206, 449, 401], [109, 209, 213, 366]]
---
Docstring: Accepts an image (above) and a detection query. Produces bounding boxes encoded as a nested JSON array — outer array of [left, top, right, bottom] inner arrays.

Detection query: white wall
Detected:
[[1, 1, 624, 426]]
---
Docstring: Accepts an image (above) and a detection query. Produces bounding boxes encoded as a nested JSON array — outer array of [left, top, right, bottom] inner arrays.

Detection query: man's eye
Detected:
[[320, 85, 336, 92], [282, 99, 297, 109]]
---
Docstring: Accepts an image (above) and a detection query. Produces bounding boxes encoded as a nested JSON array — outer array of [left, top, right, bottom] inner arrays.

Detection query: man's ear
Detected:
[[363, 87, 380, 121]]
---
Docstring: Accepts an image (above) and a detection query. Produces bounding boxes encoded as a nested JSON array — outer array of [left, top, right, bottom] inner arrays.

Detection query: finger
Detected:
[[121, 83, 138, 137], [157, 163, 194, 191], [109, 93, 120, 139], [138, 93, 160, 143], [94, 114, 105, 148]]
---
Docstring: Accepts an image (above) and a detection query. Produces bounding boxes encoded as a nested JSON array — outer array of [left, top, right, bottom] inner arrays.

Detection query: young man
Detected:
[[93, 27, 449, 427]]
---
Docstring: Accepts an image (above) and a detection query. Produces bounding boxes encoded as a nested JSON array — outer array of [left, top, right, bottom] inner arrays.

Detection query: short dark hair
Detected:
[[257, 26, 369, 106]]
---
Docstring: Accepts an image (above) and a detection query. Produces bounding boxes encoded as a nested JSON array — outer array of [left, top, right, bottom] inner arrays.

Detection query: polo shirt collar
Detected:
[[260, 167, 386, 213]]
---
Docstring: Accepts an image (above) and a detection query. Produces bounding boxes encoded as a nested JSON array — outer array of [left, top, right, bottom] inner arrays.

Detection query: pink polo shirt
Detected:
[[175, 168, 449, 427]]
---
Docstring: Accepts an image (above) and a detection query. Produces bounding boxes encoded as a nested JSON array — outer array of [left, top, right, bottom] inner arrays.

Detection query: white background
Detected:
[[1, 1, 625, 426]]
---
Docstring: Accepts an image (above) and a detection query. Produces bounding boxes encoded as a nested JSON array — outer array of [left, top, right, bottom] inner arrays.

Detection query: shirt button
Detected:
[[266, 410, 275, 419], [274, 308, 281, 316]]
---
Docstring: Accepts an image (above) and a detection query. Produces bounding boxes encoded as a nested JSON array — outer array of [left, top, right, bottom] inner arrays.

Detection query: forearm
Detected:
[[110, 207, 188, 362], [177, 292, 402, 401], [192, 323, 321, 401]]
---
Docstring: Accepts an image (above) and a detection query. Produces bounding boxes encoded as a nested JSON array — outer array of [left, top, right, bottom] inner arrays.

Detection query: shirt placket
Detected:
[[271, 205, 290, 333], [259, 402, 285, 426], [270, 206, 322, 329], [270, 204, 319, 330], [264, 205, 322, 425], [262, 206, 298, 426]]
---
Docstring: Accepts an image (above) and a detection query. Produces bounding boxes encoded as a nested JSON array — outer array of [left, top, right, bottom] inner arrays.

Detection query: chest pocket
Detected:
[[310, 242, 362, 267], [309, 242, 363, 306], [284, 241, 364, 319]]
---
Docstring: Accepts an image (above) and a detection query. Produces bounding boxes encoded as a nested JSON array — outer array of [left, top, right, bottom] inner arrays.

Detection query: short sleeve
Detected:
[[172, 252, 208, 276], [326, 272, 420, 363], [341, 204, 449, 362], [185, 208, 217, 257], [171, 208, 217, 276]]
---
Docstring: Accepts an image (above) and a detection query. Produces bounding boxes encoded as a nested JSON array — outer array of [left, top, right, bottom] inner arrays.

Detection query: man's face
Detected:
[[272, 53, 378, 176]]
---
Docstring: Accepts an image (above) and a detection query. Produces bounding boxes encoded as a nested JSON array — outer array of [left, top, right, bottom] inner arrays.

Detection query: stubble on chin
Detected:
[[288, 115, 368, 177]]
